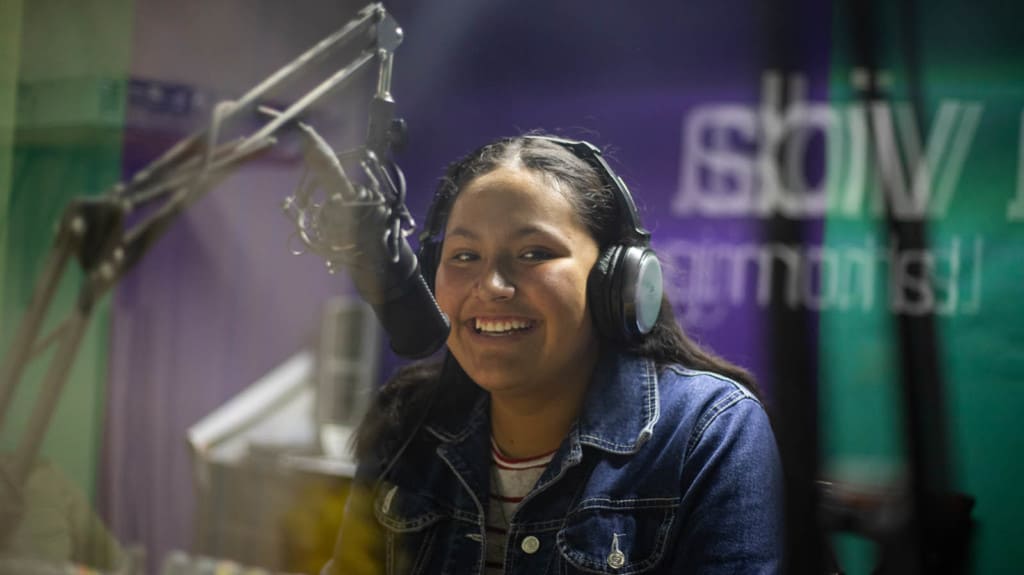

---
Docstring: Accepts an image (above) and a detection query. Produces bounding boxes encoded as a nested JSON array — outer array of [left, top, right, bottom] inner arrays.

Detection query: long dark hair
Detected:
[[354, 135, 760, 460]]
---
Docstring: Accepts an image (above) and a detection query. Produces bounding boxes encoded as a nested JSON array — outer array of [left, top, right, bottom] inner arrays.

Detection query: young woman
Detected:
[[325, 135, 782, 575]]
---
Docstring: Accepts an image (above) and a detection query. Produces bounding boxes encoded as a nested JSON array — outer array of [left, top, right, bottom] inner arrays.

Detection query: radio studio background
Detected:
[[1, 0, 1022, 573]]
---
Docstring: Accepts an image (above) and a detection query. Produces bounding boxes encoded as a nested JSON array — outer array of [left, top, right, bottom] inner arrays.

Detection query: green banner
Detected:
[[822, 2, 1024, 573], [0, 0, 133, 515]]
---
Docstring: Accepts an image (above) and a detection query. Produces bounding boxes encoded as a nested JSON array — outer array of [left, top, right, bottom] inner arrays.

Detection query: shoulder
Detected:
[[654, 364, 774, 457], [657, 363, 763, 414], [659, 362, 765, 403], [651, 366, 783, 572]]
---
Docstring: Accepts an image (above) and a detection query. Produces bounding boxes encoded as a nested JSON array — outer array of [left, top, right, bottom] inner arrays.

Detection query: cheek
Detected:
[[534, 268, 593, 320], [433, 267, 464, 316]]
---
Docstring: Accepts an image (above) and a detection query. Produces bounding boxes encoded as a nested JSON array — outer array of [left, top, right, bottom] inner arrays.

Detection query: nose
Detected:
[[475, 259, 515, 301]]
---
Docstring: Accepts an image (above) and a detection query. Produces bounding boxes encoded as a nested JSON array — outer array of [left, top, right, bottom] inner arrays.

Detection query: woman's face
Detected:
[[435, 165, 601, 397]]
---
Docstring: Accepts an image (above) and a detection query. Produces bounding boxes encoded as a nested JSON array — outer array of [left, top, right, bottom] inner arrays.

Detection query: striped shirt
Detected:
[[484, 439, 556, 575]]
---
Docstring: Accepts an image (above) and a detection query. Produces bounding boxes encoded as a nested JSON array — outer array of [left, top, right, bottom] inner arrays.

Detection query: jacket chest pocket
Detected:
[[556, 499, 678, 575]]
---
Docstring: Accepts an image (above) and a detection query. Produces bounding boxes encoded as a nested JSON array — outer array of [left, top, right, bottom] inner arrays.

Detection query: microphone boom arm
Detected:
[[0, 3, 404, 532]]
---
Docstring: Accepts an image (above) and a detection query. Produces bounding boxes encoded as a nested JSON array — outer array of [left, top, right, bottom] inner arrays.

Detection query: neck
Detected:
[[489, 374, 590, 460]]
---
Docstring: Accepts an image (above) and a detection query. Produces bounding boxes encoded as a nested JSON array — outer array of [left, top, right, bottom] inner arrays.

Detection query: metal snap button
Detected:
[[607, 533, 626, 569], [520, 535, 540, 554]]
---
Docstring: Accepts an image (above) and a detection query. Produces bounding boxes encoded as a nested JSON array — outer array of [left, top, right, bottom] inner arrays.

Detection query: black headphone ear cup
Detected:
[[589, 245, 664, 343], [588, 245, 624, 341]]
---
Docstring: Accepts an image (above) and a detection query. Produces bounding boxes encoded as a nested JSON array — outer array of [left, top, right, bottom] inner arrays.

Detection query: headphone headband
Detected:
[[526, 136, 650, 245]]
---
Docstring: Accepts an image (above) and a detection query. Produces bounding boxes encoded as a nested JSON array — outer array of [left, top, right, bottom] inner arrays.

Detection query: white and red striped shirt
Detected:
[[484, 438, 556, 575]]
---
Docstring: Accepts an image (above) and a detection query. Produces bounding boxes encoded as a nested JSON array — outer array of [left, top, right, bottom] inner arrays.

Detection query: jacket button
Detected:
[[607, 550, 626, 569], [520, 535, 540, 554]]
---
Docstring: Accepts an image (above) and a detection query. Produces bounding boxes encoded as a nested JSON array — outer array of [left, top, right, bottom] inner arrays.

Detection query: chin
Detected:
[[468, 373, 527, 394], [454, 350, 532, 388]]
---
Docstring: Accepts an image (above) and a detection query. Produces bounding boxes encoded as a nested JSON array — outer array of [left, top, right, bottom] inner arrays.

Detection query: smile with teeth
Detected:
[[474, 318, 535, 335]]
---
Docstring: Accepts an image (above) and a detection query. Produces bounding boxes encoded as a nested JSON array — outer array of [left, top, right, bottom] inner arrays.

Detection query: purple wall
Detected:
[[102, 0, 828, 567]]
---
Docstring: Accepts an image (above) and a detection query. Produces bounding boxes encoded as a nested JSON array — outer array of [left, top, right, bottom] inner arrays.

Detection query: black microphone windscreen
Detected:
[[371, 271, 450, 359]]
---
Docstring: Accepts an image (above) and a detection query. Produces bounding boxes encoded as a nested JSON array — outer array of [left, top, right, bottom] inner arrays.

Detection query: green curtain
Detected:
[[822, 2, 1024, 573], [0, 0, 133, 515]]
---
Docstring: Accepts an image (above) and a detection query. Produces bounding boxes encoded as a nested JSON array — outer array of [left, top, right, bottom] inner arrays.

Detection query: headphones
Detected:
[[417, 136, 663, 344]]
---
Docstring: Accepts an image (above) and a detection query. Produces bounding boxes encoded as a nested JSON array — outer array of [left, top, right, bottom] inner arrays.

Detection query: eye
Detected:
[[449, 251, 478, 263], [520, 249, 555, 261]]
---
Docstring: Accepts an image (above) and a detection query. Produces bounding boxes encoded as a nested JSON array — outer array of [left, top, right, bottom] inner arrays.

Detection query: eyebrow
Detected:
[[445, 226, 479, 240], [446, 224, 561, 242]]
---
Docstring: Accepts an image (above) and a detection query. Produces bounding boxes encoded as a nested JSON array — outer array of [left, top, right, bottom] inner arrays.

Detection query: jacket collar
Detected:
[[577, 351, 660, 454], [425, 350, 660, 456]]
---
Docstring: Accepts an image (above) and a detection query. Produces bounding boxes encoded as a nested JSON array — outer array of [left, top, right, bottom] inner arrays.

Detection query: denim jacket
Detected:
[[326, 352, 783, 574]]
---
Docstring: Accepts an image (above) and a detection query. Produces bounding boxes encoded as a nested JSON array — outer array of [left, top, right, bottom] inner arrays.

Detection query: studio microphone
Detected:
[[285, 123, 451, 359], [320, 198, 450, 359]]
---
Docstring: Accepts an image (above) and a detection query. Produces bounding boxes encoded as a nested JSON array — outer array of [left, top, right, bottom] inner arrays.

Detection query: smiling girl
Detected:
[[325, 135, 782, 575]]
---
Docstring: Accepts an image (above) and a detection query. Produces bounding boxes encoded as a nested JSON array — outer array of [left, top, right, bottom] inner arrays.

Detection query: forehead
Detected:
[[445, 166, 583, 231]]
